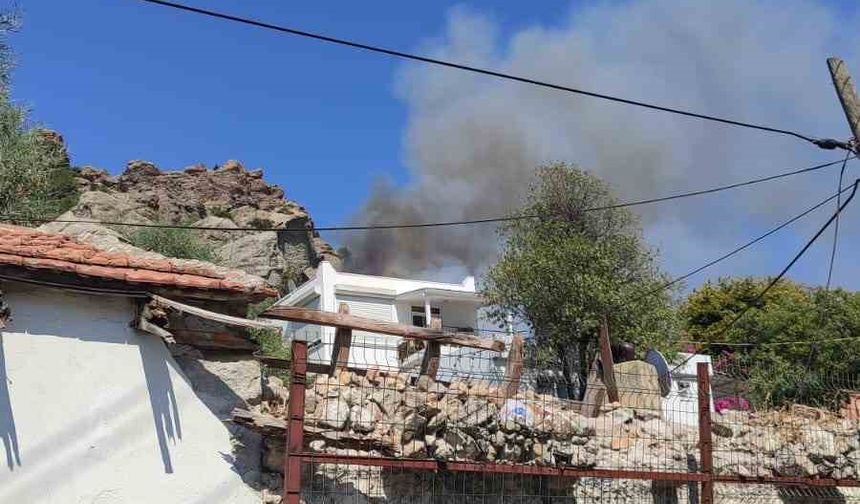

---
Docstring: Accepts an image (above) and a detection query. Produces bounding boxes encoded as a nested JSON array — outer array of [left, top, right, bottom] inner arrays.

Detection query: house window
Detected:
[[410, 305, 440, 328]]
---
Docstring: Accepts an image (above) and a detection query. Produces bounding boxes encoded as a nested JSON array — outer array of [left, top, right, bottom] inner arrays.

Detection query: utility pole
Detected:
[[827, 57, 860, 153]]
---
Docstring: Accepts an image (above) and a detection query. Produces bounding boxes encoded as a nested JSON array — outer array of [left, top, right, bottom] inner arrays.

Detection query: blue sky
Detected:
[[10, 0, 860, 288], [11, 0, 570, 225]]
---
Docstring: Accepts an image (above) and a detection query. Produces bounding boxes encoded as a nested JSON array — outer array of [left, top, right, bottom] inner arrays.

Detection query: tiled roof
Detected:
[[0, 224, 278, 299]]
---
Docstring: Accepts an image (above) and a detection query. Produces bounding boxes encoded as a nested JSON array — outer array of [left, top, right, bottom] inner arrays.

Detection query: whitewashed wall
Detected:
[[0, 282, 258, 504]]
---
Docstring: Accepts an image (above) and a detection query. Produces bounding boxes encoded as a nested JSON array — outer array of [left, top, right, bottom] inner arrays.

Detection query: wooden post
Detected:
[[283, 339, 308, 504], [828, 57, 860, 152], [419, 318, 442, 380], [697, 362, 714, 504], [330, 303, 352, 375], [504, 334, 524, 398], [598, 315, 619, 403]]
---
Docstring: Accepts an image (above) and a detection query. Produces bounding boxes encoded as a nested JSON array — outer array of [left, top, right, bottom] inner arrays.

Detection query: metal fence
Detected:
[[253, 313, 860, 503]]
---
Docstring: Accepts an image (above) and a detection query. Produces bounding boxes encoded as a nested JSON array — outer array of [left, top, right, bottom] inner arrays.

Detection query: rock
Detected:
[[218, 159, 245, 173], [263, 375, 289, 404], [369, 388, 401, 416], [192, 215, 241, 242], [401, 411, 427, 443], [174, 353, 262, 418], [426, 410, 447, 432], [318, 399, 350, 430], [218, 232, 286, 288], [43, 156, 337, 290], [433, 438, 454, 459], [402, 440, 426, 458], [403, 390, 428, 410], [455, 397, 497, 428], [351, 402, 382, 433], [123, 159, 161, 179]]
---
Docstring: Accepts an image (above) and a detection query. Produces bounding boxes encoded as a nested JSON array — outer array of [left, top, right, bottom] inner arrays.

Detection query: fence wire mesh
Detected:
[[255, 324, 860, 503]]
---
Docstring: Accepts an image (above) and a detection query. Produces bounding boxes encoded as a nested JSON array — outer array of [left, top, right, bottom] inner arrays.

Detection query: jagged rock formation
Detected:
[[41, 159, 339, 291]]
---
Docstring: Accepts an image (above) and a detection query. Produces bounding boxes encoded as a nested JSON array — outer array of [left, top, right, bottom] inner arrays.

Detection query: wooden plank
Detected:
[[420, 341, 441, 380], [263, 305, 505, 352], [598, 315, 619, 403], [135, 316, 176, 344], [171, 329, 258, 351], [581, 355, 605, 418], [150, 294, 283, 330], [504, 334, 524, 398], [419, 317, 442, 380], [330, 303, 352, 375]]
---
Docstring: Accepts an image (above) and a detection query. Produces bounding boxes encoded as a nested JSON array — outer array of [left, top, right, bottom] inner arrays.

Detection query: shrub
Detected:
[[0, 11, 79, 223], [128, 227, 216, 262], [682, 277, 860, 409], [248, 299, 290, 382]]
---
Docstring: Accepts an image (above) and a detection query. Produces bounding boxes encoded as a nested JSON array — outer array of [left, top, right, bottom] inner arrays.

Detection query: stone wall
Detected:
[[257, 369, 860, 502]]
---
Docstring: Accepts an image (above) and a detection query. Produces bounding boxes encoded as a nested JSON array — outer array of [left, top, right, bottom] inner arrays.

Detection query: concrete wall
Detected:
[[0, 282, 258, 504]]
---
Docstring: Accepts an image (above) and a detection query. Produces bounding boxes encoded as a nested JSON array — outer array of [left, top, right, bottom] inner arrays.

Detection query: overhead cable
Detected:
[[139, 0, 844, 149], [671, 178, 860, 368], [826, 153, 853, 289], [632, 181, 857, 303], [1, 157, 848, 232]]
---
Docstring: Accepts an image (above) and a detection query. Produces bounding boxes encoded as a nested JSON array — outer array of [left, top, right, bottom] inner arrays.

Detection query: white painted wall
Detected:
[[0, 282, 258, 504], [664, 353, 714, 427]]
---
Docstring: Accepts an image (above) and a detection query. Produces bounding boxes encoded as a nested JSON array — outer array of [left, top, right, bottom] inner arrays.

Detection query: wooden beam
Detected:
[[330, 303, 352, 375], [262, 305, 505, 352], [420, 342, 441, 380], [150, 294, 283, 330], [581, 355, 606, 418], [504, 334, 524, 398], [598, 315, 619, 403], [135, 313, 176, 344], [419, 318, 442, 380]]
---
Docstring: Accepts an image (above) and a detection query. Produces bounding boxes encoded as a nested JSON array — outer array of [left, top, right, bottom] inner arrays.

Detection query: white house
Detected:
[[0, 224, 278, 503], [274, 262, 510, 380]]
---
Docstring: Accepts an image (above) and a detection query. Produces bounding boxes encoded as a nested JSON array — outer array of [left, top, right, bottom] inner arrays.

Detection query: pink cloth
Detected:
[[715, 396, 750, 413]]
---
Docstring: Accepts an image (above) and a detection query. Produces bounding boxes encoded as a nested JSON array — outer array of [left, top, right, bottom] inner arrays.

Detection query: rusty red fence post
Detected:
[[283, 339, 308, 504], [697, 361, 715, 504]]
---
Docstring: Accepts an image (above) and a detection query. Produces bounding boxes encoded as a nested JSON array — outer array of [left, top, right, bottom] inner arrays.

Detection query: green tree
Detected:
[[681, 277, 860, 408], [482, 163, 678, 395], [0, 9, 78, 222]]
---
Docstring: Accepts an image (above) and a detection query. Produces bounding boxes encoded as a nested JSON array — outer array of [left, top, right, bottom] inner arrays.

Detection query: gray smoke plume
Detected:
[[344, 0, 860, 288]]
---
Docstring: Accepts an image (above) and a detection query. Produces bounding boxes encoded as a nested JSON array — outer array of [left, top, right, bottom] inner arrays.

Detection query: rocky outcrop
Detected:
[[42, 159, 339, 290]]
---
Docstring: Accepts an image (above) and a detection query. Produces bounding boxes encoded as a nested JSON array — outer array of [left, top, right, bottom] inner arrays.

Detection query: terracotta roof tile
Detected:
[[0, 224, 278, 299]]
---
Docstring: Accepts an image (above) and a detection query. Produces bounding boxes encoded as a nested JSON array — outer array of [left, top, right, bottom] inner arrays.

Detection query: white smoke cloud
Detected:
[[344, 0, 860, 290]]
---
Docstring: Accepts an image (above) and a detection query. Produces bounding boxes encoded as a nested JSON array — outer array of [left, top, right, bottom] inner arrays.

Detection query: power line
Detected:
[[139, 0, 843, 149], [671, 178, 860, 369], [1, 157, 848, 232], [826, 153, 853, 289], [682, 334, 860, 348], [632, 181, 856, 303]]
